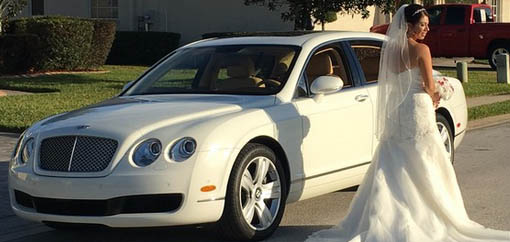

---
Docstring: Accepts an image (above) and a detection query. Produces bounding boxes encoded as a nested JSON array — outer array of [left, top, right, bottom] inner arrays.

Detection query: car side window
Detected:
[[427, 7, 443, 25], [304, 45, 352, 94], [445, 7, 465, 25], [350, 40, 382, 84]]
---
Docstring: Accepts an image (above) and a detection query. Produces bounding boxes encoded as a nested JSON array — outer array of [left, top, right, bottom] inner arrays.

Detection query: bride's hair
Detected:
[[404, 4, 429, 25]]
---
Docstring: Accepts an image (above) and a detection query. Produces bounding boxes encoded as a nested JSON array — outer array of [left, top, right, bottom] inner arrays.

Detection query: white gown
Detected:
[[307, 68, 510, 242]]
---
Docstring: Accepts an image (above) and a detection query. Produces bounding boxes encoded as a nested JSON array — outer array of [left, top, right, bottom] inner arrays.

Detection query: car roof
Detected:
[[182, 31, 386, 49]]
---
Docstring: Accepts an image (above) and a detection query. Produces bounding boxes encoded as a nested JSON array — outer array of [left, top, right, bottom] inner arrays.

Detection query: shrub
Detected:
[[87, 19, 117, 68], [26, 16, 94, 71], [106, 31, 181, 66], [0, 34, 39, 74], [5, 16, 116, 73]]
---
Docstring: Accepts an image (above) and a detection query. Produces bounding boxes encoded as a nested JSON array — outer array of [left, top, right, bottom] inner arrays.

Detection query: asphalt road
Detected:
[[0, 122, 509, 242]]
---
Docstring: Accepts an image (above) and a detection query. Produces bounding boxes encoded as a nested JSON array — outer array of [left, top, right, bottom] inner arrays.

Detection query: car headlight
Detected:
[[20, 138, 34, 164], [170, 137, 196, 162], [11, 131, 26, 160], [133, 139, 162, 167]]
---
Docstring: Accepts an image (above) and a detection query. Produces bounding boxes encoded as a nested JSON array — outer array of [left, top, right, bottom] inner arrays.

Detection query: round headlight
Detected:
[[170, 137, 196, 162], [20, 138, 34, 164], [133, 139, 161, 167]]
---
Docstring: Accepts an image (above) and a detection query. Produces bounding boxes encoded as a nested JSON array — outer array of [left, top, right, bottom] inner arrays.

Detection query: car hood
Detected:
[[37, 94, 275, 137]]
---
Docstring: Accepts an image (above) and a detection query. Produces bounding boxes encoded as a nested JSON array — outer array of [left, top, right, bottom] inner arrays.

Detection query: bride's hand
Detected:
[[432, 92, 440, 108]]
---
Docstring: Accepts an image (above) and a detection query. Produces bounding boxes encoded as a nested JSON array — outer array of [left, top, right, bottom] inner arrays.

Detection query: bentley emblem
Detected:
[[77, 125, 91, 130]]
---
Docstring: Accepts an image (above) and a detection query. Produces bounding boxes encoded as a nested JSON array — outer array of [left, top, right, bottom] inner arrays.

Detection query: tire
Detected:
[[488, 43, 510, 70], [436, 114, 455, 163], [217, 143, 287, 241]]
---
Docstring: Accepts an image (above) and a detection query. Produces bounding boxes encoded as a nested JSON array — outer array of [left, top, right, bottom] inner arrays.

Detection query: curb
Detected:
[[467, 113, 510, 131]]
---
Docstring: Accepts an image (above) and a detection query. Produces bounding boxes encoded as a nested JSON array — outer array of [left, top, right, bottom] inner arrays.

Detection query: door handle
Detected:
[[355, 94, 369, 102], [457, 28, 466, 33]]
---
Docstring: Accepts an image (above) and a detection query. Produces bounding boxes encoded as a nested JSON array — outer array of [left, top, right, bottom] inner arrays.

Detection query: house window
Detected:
[[31, 0, 44, 16], [491, 0, 498, 22], [91, 0, 118, 19]]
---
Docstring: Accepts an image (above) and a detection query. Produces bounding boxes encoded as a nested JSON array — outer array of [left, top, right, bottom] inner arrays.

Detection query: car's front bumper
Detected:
[[8, 148, 235, 227]]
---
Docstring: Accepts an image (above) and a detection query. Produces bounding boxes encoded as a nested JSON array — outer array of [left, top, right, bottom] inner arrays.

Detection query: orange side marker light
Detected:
[[201, 185, 216, 192]]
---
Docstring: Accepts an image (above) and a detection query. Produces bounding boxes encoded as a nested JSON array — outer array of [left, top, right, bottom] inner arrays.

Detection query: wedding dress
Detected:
[[306, 67, 510, 242], [306, 4, 509, 241]]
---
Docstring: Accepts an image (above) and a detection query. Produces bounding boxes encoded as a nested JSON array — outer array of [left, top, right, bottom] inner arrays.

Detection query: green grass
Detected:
[[437, 68, 510, 97], [468, 100, 510, 120], [0, 65, 147, 132]]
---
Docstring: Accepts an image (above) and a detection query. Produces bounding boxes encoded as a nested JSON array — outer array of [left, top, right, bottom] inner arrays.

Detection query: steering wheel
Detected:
[[256, 79, 281, 89]]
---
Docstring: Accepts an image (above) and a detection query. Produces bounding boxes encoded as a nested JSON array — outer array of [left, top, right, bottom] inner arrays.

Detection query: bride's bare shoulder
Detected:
[[410, 42, 430, 56]]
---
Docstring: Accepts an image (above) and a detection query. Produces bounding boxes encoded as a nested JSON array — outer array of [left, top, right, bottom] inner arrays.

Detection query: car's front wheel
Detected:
[[436, 114, 454, 163], [218, 143, 287, 241]]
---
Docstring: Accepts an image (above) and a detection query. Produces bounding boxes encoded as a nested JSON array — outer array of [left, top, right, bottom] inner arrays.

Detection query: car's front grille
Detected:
[[14, 190, 183, 216], [39, 136, 118, 172]]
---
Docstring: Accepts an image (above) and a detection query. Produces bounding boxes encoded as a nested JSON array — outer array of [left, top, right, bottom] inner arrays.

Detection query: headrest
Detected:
[[306, 53, 333, 77], [227, 56, 255, 78], [273, 62, 289, 77]]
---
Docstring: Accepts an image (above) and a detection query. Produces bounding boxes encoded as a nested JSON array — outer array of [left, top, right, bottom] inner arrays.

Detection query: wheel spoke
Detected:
[[241, 170, 255, 192], [254, 157, 269, 186], [255, 201, 274, 228], [440, 127, 448, 143], [242, 200, 256, 224], [261, 181, 281, 199]]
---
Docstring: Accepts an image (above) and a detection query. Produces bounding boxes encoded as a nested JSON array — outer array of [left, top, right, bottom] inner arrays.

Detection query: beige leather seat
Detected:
[[306, 53, 334, 86], [217, 56, 262, 90]]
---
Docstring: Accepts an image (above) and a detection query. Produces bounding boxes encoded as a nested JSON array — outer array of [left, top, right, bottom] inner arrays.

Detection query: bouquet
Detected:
[[435, 77, 454, 100]]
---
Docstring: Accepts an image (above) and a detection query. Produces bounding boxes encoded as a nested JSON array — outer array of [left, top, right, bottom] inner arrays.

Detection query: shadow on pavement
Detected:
[[5, 225, 332, 242]]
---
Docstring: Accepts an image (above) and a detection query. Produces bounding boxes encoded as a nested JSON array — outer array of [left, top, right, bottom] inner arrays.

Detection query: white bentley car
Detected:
[[9, 32, 467, 241]]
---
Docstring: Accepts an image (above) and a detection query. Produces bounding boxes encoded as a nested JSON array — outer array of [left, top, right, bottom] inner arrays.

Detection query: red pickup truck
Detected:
[[370, 4, 510, 69]]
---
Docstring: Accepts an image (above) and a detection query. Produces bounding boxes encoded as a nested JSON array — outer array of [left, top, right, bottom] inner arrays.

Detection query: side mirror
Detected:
[[310, 76, 344, 102], [310, 76, 344, 95], [122, 81, 135, 92]]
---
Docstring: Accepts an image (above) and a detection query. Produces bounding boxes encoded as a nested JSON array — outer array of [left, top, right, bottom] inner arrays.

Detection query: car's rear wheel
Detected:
[[436, 114, 454, 163], [488, 43, 510, 70], [218, 143, 287, 241]]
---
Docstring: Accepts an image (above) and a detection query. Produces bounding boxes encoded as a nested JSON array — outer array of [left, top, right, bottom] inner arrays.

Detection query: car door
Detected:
[[424, 6, 444, 57], [293, 42, 373, 180], [440, 6, 469, 57]]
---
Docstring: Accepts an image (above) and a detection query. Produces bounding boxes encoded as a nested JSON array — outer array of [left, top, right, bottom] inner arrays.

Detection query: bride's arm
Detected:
[[417, 44, 440, 106]]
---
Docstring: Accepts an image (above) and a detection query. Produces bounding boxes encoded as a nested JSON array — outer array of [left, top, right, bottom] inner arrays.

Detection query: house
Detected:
[[18, 0, 510, 45]]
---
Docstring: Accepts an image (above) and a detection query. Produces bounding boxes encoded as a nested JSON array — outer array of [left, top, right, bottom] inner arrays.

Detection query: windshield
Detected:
[[125, 45, 300, 95]]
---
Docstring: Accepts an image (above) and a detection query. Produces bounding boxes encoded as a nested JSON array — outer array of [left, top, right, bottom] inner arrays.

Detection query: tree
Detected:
[[0, 0, 27, 33], [245, 0, 396, 30]]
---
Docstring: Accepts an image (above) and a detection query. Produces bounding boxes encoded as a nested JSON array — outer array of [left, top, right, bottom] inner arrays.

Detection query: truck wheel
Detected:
[[488, 44, 510, 70], [218, 143, 287, 241], [436, 113, 454, 163]]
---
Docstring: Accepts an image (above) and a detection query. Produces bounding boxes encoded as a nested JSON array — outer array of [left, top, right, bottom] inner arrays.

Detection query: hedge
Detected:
[[0, 34, 39, 74], [87, 20, 117, 68], [2, 16, 116, 74], [106, 31, 181, 66]]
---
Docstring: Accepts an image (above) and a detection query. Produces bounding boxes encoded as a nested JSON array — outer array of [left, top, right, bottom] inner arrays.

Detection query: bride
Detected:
[[306, 4, 510, 242]]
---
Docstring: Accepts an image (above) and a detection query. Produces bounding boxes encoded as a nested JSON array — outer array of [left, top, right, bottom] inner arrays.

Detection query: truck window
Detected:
[[474, 7, 493, 23], [445, 7, 465, 25], [427, 7, 443, 25]]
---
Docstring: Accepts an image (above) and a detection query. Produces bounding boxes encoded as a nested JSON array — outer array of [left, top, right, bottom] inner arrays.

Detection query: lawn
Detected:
[[437, 68, 510, 97], [0, 65, 148, 133], [438, 68, 510, 120]]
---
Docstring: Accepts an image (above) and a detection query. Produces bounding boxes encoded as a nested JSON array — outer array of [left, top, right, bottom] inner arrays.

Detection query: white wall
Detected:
[[318, 6, 390, 32], [127, 0, 294, 44]]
